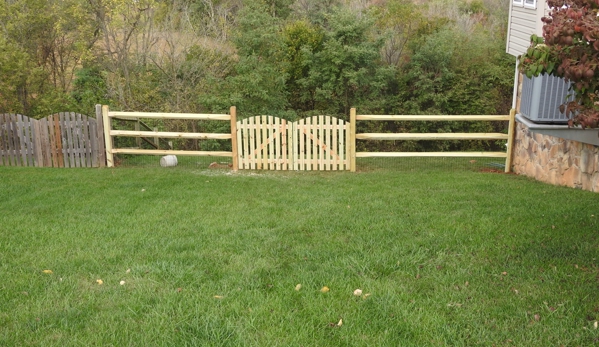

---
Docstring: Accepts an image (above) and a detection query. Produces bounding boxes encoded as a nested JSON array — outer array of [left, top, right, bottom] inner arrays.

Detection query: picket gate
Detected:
[[236, 115, 349, 171]]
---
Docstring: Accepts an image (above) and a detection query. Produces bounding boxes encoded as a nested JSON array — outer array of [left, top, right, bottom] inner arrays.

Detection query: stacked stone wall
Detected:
[[512, 123, 599, 192]]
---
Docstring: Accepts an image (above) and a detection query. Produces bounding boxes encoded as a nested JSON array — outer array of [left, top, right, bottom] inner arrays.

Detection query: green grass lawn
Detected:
[[1, 164, 598, 346]]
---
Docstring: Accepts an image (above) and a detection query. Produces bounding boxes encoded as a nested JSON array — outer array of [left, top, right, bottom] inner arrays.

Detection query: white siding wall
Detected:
[[506, 1, 546, 56]]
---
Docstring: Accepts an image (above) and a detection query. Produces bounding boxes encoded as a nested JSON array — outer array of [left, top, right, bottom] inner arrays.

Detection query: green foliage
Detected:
[[283, 20, 324, 112], [458, 0, 489, 15], [372, 0, 423, 67], [71, 67, 110, 116], [233, 1, 286, 58], [1, 0, 514, 132], [297, 8, 394, 117], [288, 0, 341, 24], [201, 1, 292, 118], [263, 0, 294, 18], [378, 23, 513, 153], [0, 0, 97, 116], [0, 38, 31, 114], [209, 54, 292, 118], [399, 25, 512, 115]]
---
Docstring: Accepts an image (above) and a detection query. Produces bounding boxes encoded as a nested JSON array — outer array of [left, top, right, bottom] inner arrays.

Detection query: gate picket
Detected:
[[268, 116, 274, 170], [333, 117, 338, 170], [274, 117, 280, 170]]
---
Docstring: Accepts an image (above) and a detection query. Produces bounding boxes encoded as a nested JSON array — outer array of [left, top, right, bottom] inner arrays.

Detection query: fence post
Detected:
[[505, 108, 516, 173], [350, 108, 356, 172], [230, 106, 239, 171], [95, 105, 106, 167], [102, 105, 114, 167]]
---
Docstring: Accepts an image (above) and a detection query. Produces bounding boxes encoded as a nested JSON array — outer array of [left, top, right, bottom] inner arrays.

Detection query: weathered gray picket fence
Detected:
[[0, 107, 105, 168]]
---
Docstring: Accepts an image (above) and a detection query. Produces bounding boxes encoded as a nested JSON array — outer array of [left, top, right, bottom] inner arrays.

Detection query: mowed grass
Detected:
[[1, 164, 598, 346]]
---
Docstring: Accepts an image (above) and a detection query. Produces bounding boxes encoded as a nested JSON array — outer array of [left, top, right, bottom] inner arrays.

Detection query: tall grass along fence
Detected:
[[102, 106, 238, 169], [351, 108, 517, 173], [0, 107, 105, 168], [236, 115, 349, 171]]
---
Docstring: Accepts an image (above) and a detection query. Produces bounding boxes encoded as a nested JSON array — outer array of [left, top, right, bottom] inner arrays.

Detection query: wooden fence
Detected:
[[2, 106, 516, 171], [236, 115, 349, 170], [0, 114, 37, 167], [102, 106, 237, 168], [100, 107, 516, 172], [351, 108, 516, 172], [0, 107, 105, 168]]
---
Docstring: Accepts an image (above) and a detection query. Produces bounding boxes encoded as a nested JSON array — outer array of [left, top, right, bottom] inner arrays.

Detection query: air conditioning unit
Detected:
[[520, 74, 574, 124]]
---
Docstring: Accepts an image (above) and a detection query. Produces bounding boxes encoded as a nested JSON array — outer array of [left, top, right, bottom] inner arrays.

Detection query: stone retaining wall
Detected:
[[512, 123, 599, 192]]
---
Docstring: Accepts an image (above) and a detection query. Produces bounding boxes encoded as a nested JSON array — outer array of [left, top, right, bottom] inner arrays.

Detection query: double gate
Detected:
[[236, 115, 350, 171]]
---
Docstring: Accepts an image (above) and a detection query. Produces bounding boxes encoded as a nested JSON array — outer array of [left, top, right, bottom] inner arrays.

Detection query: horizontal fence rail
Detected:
[[110, 130, 231, 140], [355, 133, 509, 140], [102, 106, 238, 169], [351, 108, 517, 172], [355, 115, 511, 121], [355, 152, 510, 158], [108, 112, 232, 121]]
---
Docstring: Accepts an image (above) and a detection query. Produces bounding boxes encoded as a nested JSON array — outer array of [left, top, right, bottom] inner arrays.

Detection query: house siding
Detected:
[[506, 2, 545, 56]]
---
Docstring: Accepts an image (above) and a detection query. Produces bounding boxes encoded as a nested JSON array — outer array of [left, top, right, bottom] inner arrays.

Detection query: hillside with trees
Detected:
[[0, 0, 513, 120]]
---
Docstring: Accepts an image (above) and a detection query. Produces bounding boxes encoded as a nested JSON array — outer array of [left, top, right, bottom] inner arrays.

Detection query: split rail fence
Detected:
[[102, 106, 238, 168], [351, 108, 517, 173], [0, 107, 105, 168], [101, 107, 516, 172]]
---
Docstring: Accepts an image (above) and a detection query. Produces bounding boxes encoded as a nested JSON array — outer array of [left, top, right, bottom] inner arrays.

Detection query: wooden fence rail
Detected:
[[0, 108, 105, 168]]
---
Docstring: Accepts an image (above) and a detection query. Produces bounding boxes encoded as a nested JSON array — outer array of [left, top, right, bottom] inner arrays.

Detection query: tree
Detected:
[[0, 0, 96, 116], [298, 8, 394, 117], [200, 0, 291, 118], [282, 19, 324, 113], [289, 0, 340, 23], [371, 0, 423, 67], [0, 38, 32, 114], [86, 0, 160, 110], [185, 0, 241, 42], [518, 0, 599, 128]]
